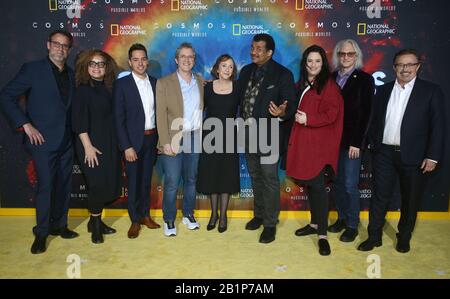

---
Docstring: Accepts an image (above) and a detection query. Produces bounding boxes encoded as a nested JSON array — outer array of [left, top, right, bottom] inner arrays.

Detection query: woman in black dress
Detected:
[[72, 49, 121, 243], [197, 54, 240, 233]]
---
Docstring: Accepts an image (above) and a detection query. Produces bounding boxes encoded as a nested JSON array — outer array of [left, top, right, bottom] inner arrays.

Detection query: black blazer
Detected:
[[368, 78, 444, 165], [113, 73, 157, 152], [0, 58, 74, 151], [332, 69, 374, 149], [237, 59, 296, 156]]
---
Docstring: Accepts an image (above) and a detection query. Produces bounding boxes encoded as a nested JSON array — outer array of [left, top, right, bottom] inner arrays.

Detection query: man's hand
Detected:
[[23, 123, 45, 145], [269, 100, 288, 117], [163, 144, 175, 156], [421, 159, 437, 173], [348, 146, 360, 159], [124, 147, 138, 162]]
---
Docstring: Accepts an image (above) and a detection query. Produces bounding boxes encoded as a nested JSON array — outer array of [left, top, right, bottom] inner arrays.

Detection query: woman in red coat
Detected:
[[286, 45, 344, 256]]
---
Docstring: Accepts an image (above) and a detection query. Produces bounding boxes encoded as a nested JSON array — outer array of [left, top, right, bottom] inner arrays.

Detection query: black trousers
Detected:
[[125, 134, 158, 223], [245, 153, 280, 227], [28, 133, 73, 238], [296, 168, 329, 236], [368, 144, 425, 241]]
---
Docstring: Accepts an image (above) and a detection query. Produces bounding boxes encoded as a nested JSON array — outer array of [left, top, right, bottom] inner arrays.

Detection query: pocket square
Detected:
[[267, 85, 275, 89]]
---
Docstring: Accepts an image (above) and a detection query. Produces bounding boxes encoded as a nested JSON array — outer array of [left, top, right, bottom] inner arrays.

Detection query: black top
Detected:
[[48, 56, 70, 106], [72, 80, 121, 201], [197, 81, 240, 194]]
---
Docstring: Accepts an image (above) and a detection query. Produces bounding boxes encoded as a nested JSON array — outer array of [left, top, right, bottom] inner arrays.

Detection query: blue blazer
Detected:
[[0, 58, 74, 151], [113, 73, 157, 152], [369, 78, 444, 165]]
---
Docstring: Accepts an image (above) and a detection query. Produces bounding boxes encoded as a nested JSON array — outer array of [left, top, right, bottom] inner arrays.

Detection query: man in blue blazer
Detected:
[[0, 30, 79, 254], [113, 44, 160, 239], [358, 49, 444, 253]]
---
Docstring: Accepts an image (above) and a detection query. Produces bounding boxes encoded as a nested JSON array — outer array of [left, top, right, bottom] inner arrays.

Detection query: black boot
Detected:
[[89, 215, 104, 244]]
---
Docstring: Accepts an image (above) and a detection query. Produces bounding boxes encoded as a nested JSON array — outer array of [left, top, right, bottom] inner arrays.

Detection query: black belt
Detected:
[[382, 144, 401, 152]]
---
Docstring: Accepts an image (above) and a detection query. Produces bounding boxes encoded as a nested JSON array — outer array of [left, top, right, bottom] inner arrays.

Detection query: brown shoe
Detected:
[[128, 223, 141, 239], [140, 216, 161, 229]]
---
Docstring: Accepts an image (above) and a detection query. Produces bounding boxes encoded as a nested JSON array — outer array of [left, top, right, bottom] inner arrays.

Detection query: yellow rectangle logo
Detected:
[[295, 0, 304, 11], [357, 23, 366, 35], [171, 0, 180, 11], [232, 24, 241, 36], [49, 0, 57, 11], [110, 24, 119, 36]]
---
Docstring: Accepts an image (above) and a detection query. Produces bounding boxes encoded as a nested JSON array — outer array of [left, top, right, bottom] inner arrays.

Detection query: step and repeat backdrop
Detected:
[[0, 0, 449, 211]]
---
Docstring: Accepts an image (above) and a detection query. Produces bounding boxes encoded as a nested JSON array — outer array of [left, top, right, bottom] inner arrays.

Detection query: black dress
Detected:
[[72, 80, 121, 210], [197, 81, 240, 194]]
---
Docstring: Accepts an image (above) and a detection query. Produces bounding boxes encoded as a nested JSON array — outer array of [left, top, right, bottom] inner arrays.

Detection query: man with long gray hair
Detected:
[[328, 39, 375, 242]]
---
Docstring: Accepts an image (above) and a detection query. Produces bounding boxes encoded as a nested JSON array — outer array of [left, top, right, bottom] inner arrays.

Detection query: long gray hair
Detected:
[[332, 39, 363, 71]]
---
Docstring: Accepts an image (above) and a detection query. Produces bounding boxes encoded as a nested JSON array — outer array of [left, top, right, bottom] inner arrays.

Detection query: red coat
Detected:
[[286, 79, 344, 180]]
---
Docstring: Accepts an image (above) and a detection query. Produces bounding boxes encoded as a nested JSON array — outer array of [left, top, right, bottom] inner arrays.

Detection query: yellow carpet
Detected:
[[0, 216, 449, 278]]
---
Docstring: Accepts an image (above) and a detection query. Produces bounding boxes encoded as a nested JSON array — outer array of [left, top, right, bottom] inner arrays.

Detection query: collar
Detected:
[[394, 77, 416, 90], [131, 71, 149, 83], [338, 67, 355, 78], [47, 56, 67, 73]]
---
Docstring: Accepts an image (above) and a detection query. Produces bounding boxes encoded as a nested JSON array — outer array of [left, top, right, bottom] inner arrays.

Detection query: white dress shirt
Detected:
[[132, 72, 155, 130], [382, 77, 416, 146]]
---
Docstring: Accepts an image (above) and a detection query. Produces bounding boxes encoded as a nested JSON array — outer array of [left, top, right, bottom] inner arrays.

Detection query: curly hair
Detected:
[[75, 49, 119, 91]]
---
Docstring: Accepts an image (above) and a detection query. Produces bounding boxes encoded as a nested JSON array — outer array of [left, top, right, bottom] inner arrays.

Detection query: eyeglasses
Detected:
[[178, 55, 195, 60], [337, 52, 356, 58], [49, 40, 71, 51], [394, 63, 420, 70], [88, 61, 106, 68]]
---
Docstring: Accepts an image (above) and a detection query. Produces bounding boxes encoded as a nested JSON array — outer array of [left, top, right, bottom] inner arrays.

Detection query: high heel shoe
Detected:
[[207, 216, 218, 231], [218, 217, 227, 233]]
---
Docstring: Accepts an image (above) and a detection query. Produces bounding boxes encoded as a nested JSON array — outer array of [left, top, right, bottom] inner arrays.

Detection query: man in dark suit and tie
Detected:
[[358, 49, 444, 253], [238, 33, 296, 243], [113, 43, 160, 239], [0, 30, 79, 254]]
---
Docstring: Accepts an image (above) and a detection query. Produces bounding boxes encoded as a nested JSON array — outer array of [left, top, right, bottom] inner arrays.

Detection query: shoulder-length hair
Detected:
[[75, 49, 119, 91], [210, 54, 237, 80], [332, 39, 363, 71], [299, 45, 331, 95]]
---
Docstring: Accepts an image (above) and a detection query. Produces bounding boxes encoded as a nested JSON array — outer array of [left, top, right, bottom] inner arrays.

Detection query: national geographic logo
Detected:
[[233, 24, 268, 36], [171, 0, 208, 11], [110, 24, 147, 36], [296, 0, 333, 10], [357, 23, 395, 35]]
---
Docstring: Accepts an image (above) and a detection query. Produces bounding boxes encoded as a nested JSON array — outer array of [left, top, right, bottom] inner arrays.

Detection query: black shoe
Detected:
[[89, 216, 104, 244], [88, 218, 116, 235], [50, 226, 79, 239], [218, 217, 227, 233], [245, 217, 263, 230], [328, 219, 346, 233], [339, 227, 358, 242], [259, 227, 276, 244], [396, 234, 410, 253], [357, 238, 382, 251], [295, 224, 317, 236], [31, 236, 47, 254], [207, 216, 218, 231], [318, 239, 331, 256]]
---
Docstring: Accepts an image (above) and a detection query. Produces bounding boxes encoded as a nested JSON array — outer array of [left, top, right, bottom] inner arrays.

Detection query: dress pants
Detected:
[[125, 134, 158, 223], [245, 153, 280, 227], [368, 144, 425, 241], [29, 131, 73, 238]]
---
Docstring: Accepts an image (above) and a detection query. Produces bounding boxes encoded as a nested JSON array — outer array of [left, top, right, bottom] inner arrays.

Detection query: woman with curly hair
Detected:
[[72, 49, 121, 244]]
